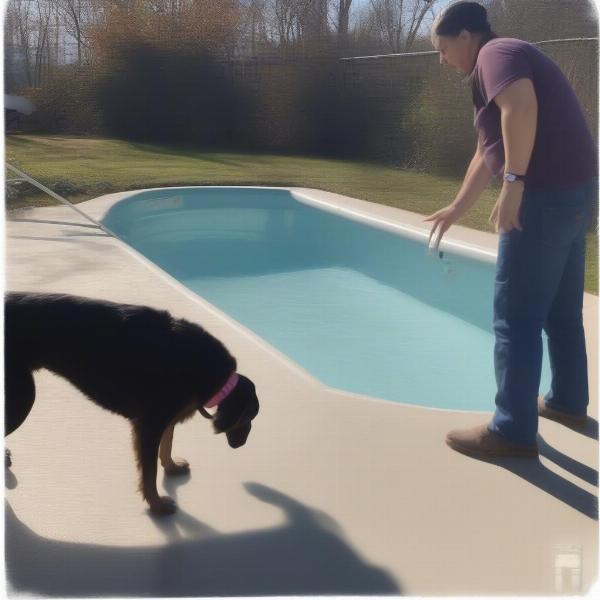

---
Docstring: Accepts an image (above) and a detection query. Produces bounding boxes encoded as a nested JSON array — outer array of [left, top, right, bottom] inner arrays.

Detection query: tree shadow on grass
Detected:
[[128, 142, 248, 167]]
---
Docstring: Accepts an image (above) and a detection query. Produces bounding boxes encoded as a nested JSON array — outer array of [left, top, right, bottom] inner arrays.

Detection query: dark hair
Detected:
[[434, 1, 498, 41]]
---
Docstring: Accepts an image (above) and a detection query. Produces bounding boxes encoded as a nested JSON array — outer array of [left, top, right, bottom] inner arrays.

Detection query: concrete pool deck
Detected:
[[4, 187, 598, 596]]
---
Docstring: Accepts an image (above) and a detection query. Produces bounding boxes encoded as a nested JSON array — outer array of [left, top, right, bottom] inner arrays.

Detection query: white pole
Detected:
[[6, 163, 114, 236]]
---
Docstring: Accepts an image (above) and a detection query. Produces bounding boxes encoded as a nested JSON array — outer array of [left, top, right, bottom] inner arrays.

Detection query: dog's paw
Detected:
[[149, 495, 177, 516], [164, 458, 190, 476]]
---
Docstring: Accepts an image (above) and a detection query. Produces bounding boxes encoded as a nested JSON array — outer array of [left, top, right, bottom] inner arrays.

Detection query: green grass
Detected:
[[5, 133, 598, 294]]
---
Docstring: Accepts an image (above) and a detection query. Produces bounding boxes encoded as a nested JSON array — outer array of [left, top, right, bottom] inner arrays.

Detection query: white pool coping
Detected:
[[97, 185, 499, 262], [291, 189, 497, 263], [5, 186, 598, 597]]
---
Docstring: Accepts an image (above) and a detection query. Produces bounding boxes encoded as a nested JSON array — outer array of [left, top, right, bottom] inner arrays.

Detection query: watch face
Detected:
[[504, 173, 517, 182]]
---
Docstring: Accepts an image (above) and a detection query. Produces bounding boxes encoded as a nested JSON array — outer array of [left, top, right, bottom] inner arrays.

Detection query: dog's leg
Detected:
[[159, 424, 190, 475], [132, 420, 176, 515], [5, 363, 36, 468], [5, 364, 35, 437]]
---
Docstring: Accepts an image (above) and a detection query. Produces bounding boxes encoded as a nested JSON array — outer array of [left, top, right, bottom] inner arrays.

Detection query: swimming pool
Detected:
[[102, 187, 551, 412]]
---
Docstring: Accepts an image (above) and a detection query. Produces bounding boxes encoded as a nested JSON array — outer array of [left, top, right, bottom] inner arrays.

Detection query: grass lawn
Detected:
[[5, 133, 598, 294]]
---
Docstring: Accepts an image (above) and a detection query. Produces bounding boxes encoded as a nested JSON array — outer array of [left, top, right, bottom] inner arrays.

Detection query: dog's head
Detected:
[[202, 374, 259, 448]]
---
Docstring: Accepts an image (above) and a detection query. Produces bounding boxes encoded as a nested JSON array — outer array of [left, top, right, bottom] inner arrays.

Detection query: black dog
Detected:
[[4, 292, 259, 515]]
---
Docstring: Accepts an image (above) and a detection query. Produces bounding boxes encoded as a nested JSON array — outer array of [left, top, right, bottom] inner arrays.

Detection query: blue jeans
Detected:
[[488, 178, 597, 446]]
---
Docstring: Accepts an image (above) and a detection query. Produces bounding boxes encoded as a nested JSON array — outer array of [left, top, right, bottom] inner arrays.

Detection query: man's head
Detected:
[[430, 1, 497, 74]]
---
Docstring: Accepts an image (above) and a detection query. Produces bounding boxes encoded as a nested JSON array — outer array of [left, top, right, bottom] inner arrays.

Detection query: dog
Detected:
[[4, 292, 260, 515]]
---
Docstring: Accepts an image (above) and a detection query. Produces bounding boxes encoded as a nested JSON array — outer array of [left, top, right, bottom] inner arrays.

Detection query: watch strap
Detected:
[[504, 172, 527, 183]]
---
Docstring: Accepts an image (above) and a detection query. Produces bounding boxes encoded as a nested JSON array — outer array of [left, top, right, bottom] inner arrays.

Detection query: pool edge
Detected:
[[79, 186, 595, 416]]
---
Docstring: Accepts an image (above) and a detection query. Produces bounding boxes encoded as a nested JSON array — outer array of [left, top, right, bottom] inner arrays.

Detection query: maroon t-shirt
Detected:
[[472, 37, 597, 191]]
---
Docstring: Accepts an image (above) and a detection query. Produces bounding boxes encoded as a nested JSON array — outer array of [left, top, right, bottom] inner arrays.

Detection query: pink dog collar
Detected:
[[205, 372, 239, 408]]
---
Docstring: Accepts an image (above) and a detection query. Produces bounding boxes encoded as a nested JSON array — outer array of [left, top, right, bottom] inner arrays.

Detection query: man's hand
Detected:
[[424, 203, 464, 247], [489, 183, 524, 233]]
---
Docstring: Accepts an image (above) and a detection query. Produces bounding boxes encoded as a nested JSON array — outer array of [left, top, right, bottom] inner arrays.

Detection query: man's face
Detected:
[[432, 31, 473, 74]]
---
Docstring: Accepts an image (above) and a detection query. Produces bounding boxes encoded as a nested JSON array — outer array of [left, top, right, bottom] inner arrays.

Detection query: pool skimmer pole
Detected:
[[6, 162, 114, 236]]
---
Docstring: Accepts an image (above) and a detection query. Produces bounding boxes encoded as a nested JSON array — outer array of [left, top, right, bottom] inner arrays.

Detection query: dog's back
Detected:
[[5, 292, 235, 419], [6, 292, 172, 370]]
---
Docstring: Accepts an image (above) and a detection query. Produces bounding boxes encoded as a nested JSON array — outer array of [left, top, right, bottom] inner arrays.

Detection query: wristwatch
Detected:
[[504, 171, 527, 183]]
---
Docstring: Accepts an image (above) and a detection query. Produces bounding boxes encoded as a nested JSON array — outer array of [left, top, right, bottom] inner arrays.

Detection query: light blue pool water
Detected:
[[102, 187, 552, 412]]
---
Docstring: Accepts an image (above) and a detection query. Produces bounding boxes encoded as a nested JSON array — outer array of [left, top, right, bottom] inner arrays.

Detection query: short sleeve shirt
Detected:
[[472, 38, 597, 191]]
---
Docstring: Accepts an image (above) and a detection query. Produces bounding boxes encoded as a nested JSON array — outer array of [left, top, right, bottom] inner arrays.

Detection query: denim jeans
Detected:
[[488, 177, 597, 446]]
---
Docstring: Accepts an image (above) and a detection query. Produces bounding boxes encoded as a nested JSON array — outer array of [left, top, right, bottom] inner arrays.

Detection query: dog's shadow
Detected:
[[5, 482, 401, 597]]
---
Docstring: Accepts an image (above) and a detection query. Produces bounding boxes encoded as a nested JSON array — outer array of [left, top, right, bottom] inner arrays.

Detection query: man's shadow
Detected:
[[5, 482, 401, 597], [556, 415, 599, 442], [466, 430, 598, 520]]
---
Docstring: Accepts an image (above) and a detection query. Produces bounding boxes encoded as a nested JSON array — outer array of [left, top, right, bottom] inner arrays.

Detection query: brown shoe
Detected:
[[446, 424, 539, 459], [538, 396, 587, 429]]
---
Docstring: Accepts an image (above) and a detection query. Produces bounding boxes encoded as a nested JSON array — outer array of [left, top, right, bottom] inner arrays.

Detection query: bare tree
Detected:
[[336, 0, 353, 50], [273, 0, 303, 45], [238, 0, 270, 55], [35, 0, 55, 85], [368, 0, 437, 53], [6, 0, 35, 87], [301, 0, 328, 40], [271, 0, 332, 46], [4, 0, 23, 90], [56, 0, 95, 65], [9, 0, 55, 86]]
